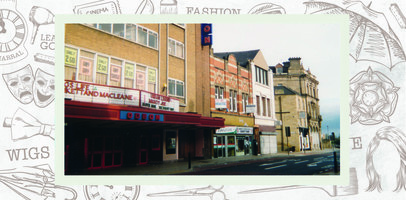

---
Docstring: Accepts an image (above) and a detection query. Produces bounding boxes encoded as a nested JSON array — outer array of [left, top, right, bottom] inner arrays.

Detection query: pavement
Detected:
[[83, 148, 339, 175]]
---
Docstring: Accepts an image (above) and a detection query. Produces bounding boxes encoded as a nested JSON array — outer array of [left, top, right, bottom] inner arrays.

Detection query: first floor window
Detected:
[[242, 93, 248, 113], [215, 86, 224, 99], [229, 90, 237, 112], [168, 78, 184, 97]]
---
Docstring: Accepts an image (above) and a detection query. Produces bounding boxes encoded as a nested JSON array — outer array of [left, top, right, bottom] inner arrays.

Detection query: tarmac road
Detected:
[[179, 151, 340, 175]]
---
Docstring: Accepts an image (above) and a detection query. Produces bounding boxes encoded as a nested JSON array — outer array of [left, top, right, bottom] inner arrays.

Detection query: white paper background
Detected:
[[1, 0, 406, 199]]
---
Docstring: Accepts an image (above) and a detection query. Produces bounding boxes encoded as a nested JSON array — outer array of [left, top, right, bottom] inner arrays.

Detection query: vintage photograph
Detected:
[[63, 22, 342, 176]]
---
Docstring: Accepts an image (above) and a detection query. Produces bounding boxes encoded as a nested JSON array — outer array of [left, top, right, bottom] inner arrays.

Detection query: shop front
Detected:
[[213, 126, 254, 158], [64, 80, 224, 174]]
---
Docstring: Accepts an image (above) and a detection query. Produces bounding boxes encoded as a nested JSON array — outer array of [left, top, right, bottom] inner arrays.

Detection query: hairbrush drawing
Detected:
[[349, 67, 399, 125]]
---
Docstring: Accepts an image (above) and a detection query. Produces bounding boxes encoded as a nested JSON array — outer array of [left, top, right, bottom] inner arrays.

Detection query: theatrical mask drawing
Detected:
[[2, 65, 34, 104], [3, 108, 54, 141], [349, 67, 399, 125], [303, 0, 406, 69], [33, 68, 55, 108], [366, 126, 406, 192]]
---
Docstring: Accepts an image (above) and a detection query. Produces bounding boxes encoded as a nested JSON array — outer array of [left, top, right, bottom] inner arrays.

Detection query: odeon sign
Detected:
[[120, 111, 164, 122]]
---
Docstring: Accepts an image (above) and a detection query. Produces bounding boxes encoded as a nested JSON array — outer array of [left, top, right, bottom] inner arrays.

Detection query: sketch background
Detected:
[[1, 0, 405, 199]]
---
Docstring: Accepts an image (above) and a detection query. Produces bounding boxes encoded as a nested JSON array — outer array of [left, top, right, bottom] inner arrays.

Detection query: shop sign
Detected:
[[236, 127, 253, 135], [201, 23, 212, 46], [246, 104, 256, 113], [120, 111, 164, 122], [216, 126, 237, 134], [215, 99, 227, 109], [140, 91, 179, 112], [148, 68, 156, 83], [65, 80, 139, 106], [64, 47, 77, 66]]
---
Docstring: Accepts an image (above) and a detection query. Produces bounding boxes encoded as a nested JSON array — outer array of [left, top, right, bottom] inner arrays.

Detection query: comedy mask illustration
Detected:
[[2, 65, 34, 104], [33, 68, 54, 107], [2, 65, 54, 107]]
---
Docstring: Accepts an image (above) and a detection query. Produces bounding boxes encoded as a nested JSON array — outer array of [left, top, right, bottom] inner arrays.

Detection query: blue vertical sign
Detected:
[[201, 23, 212, 46]]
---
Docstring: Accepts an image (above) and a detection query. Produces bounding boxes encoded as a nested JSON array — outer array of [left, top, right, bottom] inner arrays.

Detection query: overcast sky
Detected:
[[212, 23, 341, 136]]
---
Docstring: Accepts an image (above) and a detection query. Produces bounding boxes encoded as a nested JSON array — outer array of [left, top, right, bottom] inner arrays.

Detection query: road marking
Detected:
[[264, 164, 287, 170], [307, 161, 321, 167], [321, 165, 334, 169], [259, 160, 287, 166], [294, 160, 309, 164]]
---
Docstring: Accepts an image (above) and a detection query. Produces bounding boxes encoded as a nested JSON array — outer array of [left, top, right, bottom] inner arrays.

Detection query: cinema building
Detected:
[[64, 23, 224, 173]]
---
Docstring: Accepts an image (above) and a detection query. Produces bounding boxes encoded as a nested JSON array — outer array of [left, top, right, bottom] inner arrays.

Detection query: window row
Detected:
[[88, 23, 158, 49], [215, 86, 250, 114], [64, 46, 157, 93], [255, 66, 269, 85], [256, 95, 272, 117], [168, 38, 185, 59]]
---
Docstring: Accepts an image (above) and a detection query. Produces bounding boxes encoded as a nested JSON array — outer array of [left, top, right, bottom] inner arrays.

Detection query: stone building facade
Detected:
[[271, 57, 322, 152]]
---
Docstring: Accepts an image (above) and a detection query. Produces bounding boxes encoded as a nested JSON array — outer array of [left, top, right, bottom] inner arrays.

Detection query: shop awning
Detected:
[[215, 126, 253, 135], [65, 100, 224, 129]]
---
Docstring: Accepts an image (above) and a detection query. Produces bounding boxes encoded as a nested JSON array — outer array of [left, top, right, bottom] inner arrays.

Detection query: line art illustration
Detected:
[[160, 0, 177, 14], [239, 168, 358, 197], [304, 0, 406, 69], [247, 2, 286, 14], [84, 185, 140, 200], [148, 185, 229, 200], [349, 67, 399, 125], [34, 53, 55, 65], [0, 0, 28, 65], [2, 64, 34, 104], [73, 0, 122, 14], [3, 108, 54, 141], [3, 65, 55, 107], [366, 126, 406, 192], [29, 6, 54, 44], [135, 0, 155, 14], [0, 164, 77, 200], [389, 3, 406, 29], [33, 68, 55, 107]]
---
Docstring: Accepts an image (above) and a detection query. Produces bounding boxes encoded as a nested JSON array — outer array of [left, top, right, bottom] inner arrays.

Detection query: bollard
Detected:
[[333, 151, 338, 173], [188, 152, 191, 169]]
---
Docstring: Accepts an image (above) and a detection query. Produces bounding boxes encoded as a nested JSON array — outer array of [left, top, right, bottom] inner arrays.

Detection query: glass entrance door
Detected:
[[214, 135, 226, 158]]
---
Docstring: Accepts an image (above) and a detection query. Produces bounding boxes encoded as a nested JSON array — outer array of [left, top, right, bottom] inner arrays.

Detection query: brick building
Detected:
[[64, 23, 224, 173], [213, 50, 278, 156], [271, 57, 322, 152], [209, 50, 255, 158]]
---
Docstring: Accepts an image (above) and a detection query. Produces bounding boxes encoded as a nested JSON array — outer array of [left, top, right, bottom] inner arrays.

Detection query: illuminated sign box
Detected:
[[120, 111, 164, 122]]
